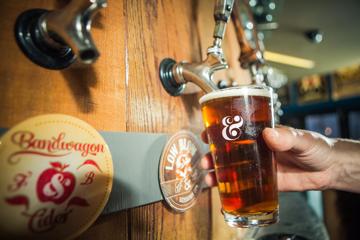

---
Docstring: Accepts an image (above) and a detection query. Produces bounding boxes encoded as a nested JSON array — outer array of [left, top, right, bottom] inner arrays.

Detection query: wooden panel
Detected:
[[0, 0, 126, 131], [124, 0, 202, 133], [124, 0, 211, 239], [0, 0, 129, 238], [78, 212, 128, 240], [0, 0, 212, 239]]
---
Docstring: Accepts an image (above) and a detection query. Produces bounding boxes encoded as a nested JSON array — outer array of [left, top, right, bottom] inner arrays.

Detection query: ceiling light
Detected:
[[269, 2, 276, 10], [266, 14, 273, 22], [305, 29, 324, 44], [249, 0, 257, 7], [264, 51, 315, 69]]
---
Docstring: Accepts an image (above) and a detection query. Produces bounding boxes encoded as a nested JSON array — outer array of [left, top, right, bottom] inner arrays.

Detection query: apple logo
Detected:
[[36, 162, 75, 205]]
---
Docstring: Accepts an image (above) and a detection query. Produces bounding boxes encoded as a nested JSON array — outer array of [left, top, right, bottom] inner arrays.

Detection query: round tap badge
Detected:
[[159, 130, 205, 212], [0, 114, 113, 239]]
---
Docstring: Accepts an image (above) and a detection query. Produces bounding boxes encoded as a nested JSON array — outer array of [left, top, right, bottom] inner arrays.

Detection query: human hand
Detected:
[[201, 125, 337, 191]]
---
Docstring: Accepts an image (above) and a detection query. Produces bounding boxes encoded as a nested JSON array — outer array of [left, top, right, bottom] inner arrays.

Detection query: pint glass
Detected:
[[199, 85, 278, 227]]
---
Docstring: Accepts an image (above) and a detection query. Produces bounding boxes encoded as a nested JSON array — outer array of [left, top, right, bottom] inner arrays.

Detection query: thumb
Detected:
[[262, 126, 319, 154]]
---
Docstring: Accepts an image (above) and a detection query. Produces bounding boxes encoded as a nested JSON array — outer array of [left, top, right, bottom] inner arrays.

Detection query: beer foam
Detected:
[[199, 85, 272, 104]]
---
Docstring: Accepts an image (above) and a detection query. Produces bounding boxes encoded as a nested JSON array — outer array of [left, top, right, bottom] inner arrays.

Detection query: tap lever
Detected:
[[214, 0, 234, 22], [213, 0, 234, 39], [231, 0, 264, 69]]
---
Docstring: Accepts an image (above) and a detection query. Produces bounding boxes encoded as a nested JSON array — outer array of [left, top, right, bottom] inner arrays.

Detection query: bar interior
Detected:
[[0, 0, 359, 239]]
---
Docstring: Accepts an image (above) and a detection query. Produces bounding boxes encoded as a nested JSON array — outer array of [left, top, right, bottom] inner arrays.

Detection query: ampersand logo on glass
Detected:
[[222, 115, 244, 141]]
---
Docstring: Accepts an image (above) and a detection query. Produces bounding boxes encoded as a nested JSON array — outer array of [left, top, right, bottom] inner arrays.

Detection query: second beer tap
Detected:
[[159, 0, 234, 96]]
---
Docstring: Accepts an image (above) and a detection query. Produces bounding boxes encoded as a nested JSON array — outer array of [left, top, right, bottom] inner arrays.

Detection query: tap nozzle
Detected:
[[159, 52, 227, 96], [14, 0, 106, 69], [41, 0, 107, 64]]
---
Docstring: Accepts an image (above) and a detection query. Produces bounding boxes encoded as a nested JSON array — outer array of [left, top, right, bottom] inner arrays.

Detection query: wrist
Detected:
[[328, 139, 360, 193]]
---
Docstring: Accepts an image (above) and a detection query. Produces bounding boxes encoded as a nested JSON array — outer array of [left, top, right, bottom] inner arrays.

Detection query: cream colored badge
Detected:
[[0, 114, 113, 239], [159, 130, 205, 212]]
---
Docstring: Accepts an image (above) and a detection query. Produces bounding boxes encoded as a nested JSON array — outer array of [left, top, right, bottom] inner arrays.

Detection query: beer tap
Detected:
[[231, 0, 265, 85], [231, 1, 284, 122], [159, 0, 234, 96], [15, 0, 107, 69]]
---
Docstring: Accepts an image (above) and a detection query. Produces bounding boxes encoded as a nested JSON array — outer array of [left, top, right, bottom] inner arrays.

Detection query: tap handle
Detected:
[[213, 0, 234, 39], [214, 0, 234, 22], [231, 0, 264, 69]]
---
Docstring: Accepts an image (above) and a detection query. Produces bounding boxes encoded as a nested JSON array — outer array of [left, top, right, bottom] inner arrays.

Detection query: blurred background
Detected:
[[249, 0, 360, 239]]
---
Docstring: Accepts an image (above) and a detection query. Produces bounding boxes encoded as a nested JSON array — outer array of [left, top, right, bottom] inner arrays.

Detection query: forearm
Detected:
[[330, 138, 360, 193]]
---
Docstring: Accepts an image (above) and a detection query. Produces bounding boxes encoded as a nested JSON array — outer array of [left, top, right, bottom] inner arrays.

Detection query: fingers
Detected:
[[201, 130, 215, 187], [201, 153, 217, 187], [205, 171, 217, 187], [201, 130, 209, 144], [262, 126, 321, 154], [201, 153, 214, 169], [262, 127, 295, 152]]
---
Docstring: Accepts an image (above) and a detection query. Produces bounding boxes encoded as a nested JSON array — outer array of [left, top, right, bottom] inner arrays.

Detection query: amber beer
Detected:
[[200, 85, 278, 227]]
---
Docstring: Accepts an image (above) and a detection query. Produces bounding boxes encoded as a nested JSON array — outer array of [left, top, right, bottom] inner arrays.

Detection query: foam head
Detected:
[[199, 85, 272, 105]]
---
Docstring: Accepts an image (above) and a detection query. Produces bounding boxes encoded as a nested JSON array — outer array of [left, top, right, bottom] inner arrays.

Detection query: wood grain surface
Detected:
[[0, 0, 213, 239]]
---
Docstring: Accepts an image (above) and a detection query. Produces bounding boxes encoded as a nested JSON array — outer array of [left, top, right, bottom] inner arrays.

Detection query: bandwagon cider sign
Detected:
[[9, 131, 105, 163], [0, 114, 113, 239]]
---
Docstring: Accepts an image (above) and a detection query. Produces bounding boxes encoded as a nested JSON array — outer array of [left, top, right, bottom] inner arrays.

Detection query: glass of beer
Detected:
[[199, 85, 278, 227]]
